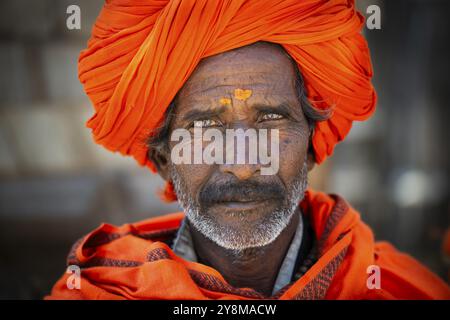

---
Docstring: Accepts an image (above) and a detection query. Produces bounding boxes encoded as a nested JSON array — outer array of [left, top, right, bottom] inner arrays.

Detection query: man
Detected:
[[47, 0, 449, 299]]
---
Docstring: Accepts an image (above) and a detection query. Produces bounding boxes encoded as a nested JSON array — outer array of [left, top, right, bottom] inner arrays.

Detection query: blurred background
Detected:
[[0, 0, 449, 299]]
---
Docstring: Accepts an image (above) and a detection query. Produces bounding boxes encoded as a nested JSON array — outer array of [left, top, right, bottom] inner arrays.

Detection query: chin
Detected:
[[207, 201, 280, 226]]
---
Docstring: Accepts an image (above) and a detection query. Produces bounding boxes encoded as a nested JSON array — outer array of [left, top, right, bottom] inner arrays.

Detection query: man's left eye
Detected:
[[260, 113, 284, 121]]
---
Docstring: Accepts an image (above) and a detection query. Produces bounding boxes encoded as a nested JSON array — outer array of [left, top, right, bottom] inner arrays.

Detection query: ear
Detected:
[[148, 147, 171, 181], [306, 129, 315, 172], [307, 149, 316, 172]]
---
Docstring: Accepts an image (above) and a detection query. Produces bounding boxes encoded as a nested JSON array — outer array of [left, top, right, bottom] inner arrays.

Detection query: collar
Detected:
[[171, 212, 304, 295]]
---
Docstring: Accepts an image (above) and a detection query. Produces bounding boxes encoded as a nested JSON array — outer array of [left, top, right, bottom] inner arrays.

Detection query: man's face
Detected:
[[160, 42, 312, 251]]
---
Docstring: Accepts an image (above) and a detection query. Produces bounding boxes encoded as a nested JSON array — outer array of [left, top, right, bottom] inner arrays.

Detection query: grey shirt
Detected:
[[171, 213, 304, 295]]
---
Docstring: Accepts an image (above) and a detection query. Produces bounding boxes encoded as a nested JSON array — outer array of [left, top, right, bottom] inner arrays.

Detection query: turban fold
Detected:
[[79, 0, 376, 198]]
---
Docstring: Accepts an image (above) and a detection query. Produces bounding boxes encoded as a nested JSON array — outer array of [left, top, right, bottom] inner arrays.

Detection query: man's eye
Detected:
[[260, 113, 284, 121], [193, 119, 221, 128]]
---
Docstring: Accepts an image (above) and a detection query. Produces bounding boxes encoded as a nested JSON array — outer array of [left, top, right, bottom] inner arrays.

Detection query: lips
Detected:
[[207, 190, 281, 203], [215, 199, 271, 210], [207, 196, 280, 212]]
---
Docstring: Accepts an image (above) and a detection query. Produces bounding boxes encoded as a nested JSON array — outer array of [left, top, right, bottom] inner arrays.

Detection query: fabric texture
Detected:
[[78, 0, 377, 200], [46, 190, 450, 300]]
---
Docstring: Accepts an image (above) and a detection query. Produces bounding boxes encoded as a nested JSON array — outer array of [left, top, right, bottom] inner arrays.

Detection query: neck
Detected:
[[189, 208, 300, 296]]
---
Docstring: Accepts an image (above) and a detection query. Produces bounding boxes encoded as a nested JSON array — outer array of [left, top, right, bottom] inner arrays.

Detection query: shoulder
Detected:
[[45, 212, 185, 299], [370, 241, 450, 299], [66, 212, 184, 266]]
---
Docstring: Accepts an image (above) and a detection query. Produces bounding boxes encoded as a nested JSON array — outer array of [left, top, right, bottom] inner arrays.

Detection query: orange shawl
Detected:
[[46, 190, 450, 300], [79, 0, 376, 200]]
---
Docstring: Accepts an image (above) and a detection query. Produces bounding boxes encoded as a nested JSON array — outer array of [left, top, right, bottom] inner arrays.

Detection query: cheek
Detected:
[[168, 135, 219, 198], [171, 163, 214, 198], [277, 128, 309, 184]]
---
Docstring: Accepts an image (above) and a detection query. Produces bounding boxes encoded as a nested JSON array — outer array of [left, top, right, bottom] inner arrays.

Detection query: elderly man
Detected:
[[47, 0, 449, 299]]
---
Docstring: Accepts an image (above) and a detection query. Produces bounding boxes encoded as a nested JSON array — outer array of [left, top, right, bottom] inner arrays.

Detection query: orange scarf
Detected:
[[46, 190, 450, 300]]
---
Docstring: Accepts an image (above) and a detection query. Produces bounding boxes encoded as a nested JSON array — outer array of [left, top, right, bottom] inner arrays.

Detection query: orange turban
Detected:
[[79, 0, 376, 198]]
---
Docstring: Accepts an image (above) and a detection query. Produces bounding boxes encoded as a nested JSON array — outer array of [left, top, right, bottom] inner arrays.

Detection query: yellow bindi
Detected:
[[219, 98, 232, 105], [234, 88, 252, 101]]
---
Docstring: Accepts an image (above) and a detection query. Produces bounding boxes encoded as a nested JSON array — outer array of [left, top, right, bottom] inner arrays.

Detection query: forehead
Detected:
[[176, 42, 298, 107]]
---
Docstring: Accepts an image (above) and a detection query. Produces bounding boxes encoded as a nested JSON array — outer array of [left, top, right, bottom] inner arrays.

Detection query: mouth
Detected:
[[209, 198, 278, 211]]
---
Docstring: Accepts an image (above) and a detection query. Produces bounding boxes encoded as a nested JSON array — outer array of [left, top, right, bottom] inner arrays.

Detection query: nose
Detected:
[[219, 163, 261, 180], [218, 122, 262, 180]]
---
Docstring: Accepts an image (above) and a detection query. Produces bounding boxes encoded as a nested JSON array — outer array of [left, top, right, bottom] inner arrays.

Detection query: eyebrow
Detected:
[[180, 102, 296, 124]]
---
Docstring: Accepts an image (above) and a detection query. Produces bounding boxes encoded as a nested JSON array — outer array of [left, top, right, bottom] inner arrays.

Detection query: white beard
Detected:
[[171, 160, 308, 252]]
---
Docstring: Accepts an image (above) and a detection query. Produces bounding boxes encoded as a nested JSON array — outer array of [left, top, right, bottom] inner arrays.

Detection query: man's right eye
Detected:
[[192, 119, 221, 128]]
